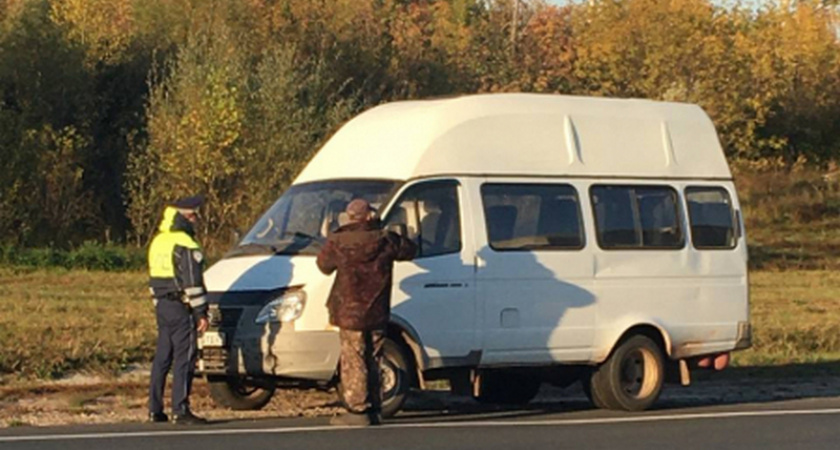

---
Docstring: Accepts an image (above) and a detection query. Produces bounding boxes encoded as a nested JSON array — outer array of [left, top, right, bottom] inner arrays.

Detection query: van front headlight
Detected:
[[255, 290, 307, 324]]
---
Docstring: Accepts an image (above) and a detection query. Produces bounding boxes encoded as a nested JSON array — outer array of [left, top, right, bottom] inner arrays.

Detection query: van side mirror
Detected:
[[387, 223, 408, 237]]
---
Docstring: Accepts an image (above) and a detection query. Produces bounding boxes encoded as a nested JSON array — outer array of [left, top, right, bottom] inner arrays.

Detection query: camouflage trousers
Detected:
[[339, 329, 384, 413]]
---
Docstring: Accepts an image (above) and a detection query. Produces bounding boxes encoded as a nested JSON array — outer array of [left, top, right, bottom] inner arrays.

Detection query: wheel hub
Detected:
[[380, 358, 399, 396], [619, 348, 659, 399]]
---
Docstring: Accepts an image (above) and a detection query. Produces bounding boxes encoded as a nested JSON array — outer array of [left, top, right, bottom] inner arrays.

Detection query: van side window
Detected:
[[385, 181, 462, 258], [591, 185, 684, 250], [481, 183, 584, 251], [685, 187, 736, 249]]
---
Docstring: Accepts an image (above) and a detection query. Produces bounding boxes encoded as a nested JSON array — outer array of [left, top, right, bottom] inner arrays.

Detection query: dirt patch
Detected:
[[4, 370, 840, 427], [0, 379, 342, 427]]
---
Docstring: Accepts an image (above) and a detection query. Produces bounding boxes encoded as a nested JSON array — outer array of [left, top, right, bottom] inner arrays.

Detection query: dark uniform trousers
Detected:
[[149, 297, 197, 415]]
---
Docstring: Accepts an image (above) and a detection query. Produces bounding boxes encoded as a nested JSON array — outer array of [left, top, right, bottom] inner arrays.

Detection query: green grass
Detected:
[[733, 270, 840, 366], [0, 268, 154, 381], [0, 242, 146, 272], [0, 265, 838, 383], [735, 166, 840, 271]]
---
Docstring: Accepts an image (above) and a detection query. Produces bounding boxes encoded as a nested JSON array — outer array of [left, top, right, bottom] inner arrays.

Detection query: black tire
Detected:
[[337, 337, 414, 418], [473, 371, 542, 405], [585, 335, 665, 411], [581, 371, 610, 409], [207, 376, 275, 410]]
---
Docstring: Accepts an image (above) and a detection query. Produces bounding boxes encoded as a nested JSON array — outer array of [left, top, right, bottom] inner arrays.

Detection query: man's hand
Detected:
[[197, 317, 209, 334]]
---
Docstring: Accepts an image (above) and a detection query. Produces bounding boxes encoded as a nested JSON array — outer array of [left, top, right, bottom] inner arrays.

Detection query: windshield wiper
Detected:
[[227, 233, 323, 259], [238, 242, 279, 251], [278, 231, 323, 244], [225, 242, 280, 258]]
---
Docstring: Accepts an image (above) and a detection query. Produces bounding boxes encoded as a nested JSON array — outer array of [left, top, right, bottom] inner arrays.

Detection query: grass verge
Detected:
[[1, 266, 838, 383], [733, 270, 840, 366], [0, 267, 154, 381]]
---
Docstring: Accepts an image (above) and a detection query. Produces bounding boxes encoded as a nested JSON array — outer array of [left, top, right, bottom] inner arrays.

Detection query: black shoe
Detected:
[[171, 411, 207, 425], [148, 412, 169, 423]]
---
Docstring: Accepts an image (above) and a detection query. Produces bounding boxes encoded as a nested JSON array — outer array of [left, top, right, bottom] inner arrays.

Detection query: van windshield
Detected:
[[233, 180, 401, 257]]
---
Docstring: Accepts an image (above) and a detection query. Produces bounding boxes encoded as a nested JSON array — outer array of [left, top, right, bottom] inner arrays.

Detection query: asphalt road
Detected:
[[3, 396, 840, 450]]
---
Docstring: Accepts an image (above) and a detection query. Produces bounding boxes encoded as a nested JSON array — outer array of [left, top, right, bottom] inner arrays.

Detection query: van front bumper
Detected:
[[198, 328, 341, 382]]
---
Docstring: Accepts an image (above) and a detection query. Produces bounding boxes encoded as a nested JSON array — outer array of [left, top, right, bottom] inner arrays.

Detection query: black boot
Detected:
[[368, 408, 383, 426], [148, 412, 169, 423], [171, 410, 208, 425]]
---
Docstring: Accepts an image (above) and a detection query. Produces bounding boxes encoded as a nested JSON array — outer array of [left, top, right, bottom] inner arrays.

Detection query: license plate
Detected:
[[200, 331, 225, 348]]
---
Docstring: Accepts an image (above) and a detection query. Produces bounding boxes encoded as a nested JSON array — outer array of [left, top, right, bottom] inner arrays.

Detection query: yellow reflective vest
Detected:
[[148, 207, 208, 313]]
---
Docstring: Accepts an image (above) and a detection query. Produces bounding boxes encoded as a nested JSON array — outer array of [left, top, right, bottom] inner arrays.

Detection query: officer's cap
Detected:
[[169, 194, 205, 211]]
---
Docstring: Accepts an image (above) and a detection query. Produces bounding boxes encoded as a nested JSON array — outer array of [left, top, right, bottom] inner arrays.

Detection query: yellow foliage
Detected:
[[49, 0, 135, 65], [0, 0, 27, 24], [3, 0, 839, 248]]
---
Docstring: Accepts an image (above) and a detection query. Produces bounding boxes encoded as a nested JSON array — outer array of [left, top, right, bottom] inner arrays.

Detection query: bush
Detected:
[[0, 242, 145, 272], [66, 241, 145, 271]]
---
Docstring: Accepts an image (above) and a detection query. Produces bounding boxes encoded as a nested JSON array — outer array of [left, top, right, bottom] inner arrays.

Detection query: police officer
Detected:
[[147, 195, 209, 425]]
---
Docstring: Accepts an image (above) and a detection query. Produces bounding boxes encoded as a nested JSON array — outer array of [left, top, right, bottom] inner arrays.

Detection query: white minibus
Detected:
[[198, 93, 751, 415]]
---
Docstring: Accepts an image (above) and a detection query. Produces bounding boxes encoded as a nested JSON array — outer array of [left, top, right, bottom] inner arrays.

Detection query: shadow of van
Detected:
[[392, 244, 595, 403]]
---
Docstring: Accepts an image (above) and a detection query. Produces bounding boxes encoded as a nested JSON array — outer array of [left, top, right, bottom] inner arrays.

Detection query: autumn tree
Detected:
[[1, 0, 840, 248], [125, 3, 353, 249]]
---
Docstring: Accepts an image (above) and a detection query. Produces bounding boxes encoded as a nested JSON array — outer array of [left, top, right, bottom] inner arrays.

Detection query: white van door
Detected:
[[474, 180, 597, 364], [386, 180, 479, 364]]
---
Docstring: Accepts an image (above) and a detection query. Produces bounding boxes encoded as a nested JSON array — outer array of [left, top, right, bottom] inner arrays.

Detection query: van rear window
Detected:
[[481, 183, 584, 251], [591, 185, 684, 250], [685, 187, 737, 249]]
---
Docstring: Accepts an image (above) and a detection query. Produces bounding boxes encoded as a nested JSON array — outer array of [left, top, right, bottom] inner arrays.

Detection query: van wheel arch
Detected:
[[387, 322, 426, 389], [608, 325, 670, 362]]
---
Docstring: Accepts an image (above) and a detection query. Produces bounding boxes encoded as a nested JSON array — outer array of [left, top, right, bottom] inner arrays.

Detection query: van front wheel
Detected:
[[585, 335, 664, 411], [207, 376, 275, 410]]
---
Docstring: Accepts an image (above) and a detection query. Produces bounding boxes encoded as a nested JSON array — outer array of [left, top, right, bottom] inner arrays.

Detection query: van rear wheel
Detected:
[[207, 376, 275, 410], [584, 335, 664, 411]]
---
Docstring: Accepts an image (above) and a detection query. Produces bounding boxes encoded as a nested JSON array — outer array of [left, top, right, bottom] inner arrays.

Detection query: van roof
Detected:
[[294, 93, 731, 184]]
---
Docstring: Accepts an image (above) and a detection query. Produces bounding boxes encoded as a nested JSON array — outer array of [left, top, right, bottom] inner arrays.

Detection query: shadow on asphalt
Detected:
[[651, 361, 840, 410], [382, 361, 840, 422], [714, 361, 840, 379], [173, 361, 840, 427], [394, 390, 593, 423]]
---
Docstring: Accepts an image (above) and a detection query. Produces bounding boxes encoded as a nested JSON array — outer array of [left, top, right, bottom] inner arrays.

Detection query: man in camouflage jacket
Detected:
[[316, 198, 417, 426]]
